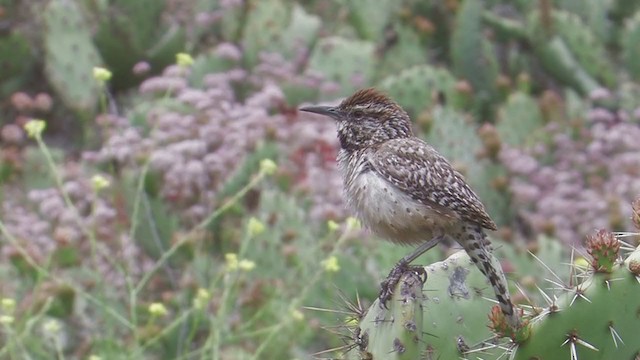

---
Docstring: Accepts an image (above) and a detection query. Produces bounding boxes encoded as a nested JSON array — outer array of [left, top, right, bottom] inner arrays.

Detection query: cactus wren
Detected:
[[300, 88, 521, 328]]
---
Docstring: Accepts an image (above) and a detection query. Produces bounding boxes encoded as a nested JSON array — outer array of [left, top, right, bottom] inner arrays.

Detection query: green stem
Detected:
[[134, 171, 266, 295], [248, 227, 353, 360]]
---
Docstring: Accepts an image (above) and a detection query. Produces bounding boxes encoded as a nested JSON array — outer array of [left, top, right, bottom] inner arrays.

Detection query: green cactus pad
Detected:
[[353, 271, 425, 359], [278, 4, 322, 59], [552, 11, 615, 87], [514, 252, 640, 359], [241, 0, 290, 67], [623, 11, 640, 82], [379, 65, 457, 116], [496, 92, 545, 148], [343, 0, 400, 41], [0, 31, 34, 94], [92, 0, 185, 89], [426, 107, 511, 225], [526, 11, 602, 95], [43, 0, 102, 112], [451, 0, 498, 110], [350, 241, 640, 359], [352, 250, 516, 359], [307, 37, 375, 99], [374, 24, 426, 82]]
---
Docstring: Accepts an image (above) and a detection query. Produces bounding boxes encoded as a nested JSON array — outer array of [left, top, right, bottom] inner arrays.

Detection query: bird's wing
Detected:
[[369, 137, 497, 230]]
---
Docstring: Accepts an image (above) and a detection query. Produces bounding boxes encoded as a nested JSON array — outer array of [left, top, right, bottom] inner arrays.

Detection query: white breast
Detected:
[[338, 150, 455, 244]]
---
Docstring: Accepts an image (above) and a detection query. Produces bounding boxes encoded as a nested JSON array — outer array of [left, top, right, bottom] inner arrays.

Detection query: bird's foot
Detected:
[[378, 262, 426, 309]]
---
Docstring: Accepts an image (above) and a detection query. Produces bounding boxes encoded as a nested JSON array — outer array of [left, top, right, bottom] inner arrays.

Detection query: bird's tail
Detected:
[[458, 223, 522, 329]]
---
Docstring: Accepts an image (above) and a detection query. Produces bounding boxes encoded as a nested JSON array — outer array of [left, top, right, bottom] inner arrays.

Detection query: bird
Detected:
[[299, 88, 521, 329]]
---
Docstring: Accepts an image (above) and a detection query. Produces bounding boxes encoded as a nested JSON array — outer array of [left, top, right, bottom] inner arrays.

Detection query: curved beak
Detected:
[[299, 105, 340, 120]]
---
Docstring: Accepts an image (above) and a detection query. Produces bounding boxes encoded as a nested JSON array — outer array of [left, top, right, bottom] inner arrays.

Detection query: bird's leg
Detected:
[[378, 235, 444, 308]]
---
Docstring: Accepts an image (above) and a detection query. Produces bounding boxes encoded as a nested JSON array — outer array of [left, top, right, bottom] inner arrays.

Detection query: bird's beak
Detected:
[[299, 105, 340, 119]]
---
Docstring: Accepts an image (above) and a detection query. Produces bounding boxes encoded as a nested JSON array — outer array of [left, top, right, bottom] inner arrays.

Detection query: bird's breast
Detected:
[[338, 151, 456, 245]]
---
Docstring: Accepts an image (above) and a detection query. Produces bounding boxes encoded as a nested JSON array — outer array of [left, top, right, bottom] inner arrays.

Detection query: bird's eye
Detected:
[[352, 110, 365, 118]]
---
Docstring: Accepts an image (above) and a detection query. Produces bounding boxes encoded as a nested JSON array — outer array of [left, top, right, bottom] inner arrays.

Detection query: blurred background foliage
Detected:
[[0, 0, 639, 358]]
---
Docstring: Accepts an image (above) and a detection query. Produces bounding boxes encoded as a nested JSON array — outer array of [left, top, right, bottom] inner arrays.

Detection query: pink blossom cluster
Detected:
[[501, 99, 640, 244], [87, 44, 346, 224]]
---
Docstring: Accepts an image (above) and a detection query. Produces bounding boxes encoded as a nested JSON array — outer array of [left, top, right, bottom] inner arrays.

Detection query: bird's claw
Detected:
[[378, 263, 427, 309]]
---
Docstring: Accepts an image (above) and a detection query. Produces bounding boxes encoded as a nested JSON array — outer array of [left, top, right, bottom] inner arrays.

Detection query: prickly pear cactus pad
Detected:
[[350, 236, 640, 359], [352, 251, 518, 359], [514, 242, 640, 360], [43, 0, 102, 112], [416, 251, 522, 358], [353, 271, 425, 360]]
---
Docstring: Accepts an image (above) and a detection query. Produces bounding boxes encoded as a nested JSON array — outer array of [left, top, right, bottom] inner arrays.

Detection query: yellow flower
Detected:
[[321, 255, 340, 273], [574, 256, 589, 268], [291, 309, 304, 321], [148, 302, 168, 318], [24, 119, 46, 139], [193, 288, 211, 309], [327, 220, 340, 232], [345, 217, 361, 230], [225, 253, 239, 271], [247, 217, 266, 237], [226, 253, 255, 272], [91, 174, 110, 191], [42, 319, 61, 334], [1, 298, 16, 313], [344, 317, 358, 326], [238, 259, 256, 272], [176, 53, 194, 67], [93, 67, 112, 82], [0, 315, 14, 325], [88, 356, 102, 360], [259, 158, 277, 176]]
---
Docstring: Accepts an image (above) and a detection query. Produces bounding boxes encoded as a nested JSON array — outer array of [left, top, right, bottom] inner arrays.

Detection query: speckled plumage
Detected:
[[300, 88, 521, 329]]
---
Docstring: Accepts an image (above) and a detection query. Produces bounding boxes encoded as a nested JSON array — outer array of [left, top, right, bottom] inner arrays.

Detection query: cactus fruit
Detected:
[[43, 0, 102, 112], [586, 229, 621, 273]]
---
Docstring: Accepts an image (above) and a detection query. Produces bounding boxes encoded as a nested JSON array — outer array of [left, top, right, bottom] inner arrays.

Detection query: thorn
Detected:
[[574, 287, 592, 304], [544, 277, 569, 291], [570, 341, 578, 360], [609, 323, 624, 348], [302, 306, 355, 316], [311, 342, 357, 357], [569, 247, 577, 287], [562, 332, 599, 360], [575, 337, 599, 351], [514, 282, 534, 310], [535, 284, 553, 306], [528, 250, 566, 287]]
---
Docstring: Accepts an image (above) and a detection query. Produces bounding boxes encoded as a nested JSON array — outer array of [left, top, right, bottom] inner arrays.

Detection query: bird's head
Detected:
[[299, 88, 413, 151]]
